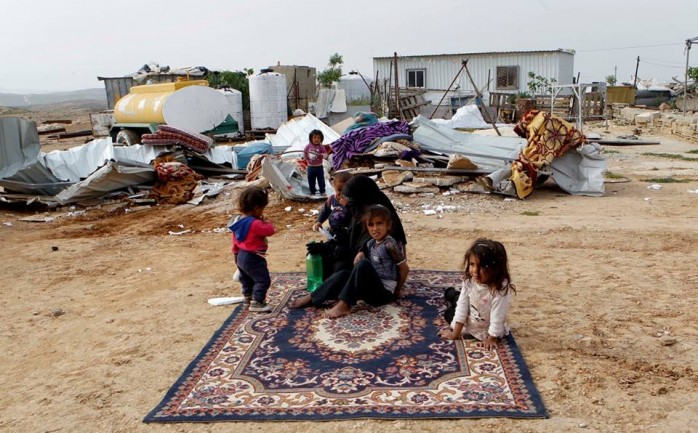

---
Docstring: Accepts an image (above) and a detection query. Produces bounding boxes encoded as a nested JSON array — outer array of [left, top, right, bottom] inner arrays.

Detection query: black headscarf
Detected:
[[341, 175, 407, 253]]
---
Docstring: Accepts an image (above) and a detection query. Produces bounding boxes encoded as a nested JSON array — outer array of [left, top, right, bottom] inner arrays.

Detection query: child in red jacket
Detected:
[[229, 186, 276, 312]]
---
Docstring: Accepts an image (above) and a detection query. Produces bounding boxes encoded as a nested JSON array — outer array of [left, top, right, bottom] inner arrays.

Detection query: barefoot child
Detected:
[[293, 204, 408, 317], [439, 238, 516, 350], [229, 186, 275, 313]]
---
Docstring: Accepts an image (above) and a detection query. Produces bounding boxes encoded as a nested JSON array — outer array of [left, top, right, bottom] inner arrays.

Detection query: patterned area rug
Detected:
[[145, 271, 547, 422]]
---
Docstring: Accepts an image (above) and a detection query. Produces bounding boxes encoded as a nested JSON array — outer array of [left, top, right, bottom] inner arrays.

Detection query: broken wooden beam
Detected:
[[38, 127, 66, 135], [47, 130, 93, 139], [42, 119, 73, 124], [587, 138, 660, 145]]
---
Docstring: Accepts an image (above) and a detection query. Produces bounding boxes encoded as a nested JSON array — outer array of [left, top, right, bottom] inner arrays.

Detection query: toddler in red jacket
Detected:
[[229, 186, 276, 312]]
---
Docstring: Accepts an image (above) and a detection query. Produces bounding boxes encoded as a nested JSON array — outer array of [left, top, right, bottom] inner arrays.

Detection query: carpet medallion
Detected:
[[145, 271, 547, 422]]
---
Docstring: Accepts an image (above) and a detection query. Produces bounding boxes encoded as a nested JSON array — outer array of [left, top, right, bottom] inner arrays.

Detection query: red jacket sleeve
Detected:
[[252, 219, 276, 237]]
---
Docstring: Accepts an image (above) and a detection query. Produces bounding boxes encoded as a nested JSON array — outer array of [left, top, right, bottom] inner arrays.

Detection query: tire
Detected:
[[115, 129, 141, 146]]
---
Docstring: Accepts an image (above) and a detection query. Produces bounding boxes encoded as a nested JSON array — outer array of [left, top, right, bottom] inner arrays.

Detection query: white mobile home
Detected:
[[373, 49, 575, 109]]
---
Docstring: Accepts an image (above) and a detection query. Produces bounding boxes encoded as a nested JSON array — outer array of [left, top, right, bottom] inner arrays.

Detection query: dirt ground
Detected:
[[1, 112, 697, 433]]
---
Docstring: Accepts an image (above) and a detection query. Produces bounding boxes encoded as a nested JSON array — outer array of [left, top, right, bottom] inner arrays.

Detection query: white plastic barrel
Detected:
[[218, 88, 245, 134], [249, 72, 288, 130]]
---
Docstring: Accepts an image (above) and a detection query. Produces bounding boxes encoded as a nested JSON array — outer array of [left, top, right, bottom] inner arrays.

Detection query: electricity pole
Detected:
[[684, 36, 698, 115]]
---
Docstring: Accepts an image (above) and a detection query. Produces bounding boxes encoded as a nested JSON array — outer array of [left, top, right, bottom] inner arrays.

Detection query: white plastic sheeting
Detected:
[[265, 114, 340, 155], [162, 85, 229, 133], [431, 105, 503, 129]]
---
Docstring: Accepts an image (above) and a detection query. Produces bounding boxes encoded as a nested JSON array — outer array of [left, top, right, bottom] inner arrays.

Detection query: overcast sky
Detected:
[[0, 0, 696, 93]]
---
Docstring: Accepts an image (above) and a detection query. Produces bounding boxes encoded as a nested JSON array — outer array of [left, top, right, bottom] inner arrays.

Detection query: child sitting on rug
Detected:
[[311, 171, 352, 277], [229, 186, 276, 313], [439, 238, 516, 350], [306, 204, 409, 318], [313, 171, 352, 241]]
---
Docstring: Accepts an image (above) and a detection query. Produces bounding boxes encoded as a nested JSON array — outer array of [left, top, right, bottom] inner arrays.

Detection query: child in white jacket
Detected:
[[439, 238, 516, 350]]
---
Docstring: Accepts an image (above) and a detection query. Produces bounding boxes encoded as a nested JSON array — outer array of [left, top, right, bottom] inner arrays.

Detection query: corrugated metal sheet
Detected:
[[97, 77, 134, 110], [373, 49, 575, 59], [373, 51, 574, 94], [0, 117, 40, 179]]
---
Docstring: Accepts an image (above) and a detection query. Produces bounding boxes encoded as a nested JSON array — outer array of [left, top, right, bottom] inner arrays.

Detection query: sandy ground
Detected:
[[1, 115, 697, 433]]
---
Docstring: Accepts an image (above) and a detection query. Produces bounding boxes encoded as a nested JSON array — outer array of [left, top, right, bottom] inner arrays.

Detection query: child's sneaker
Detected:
[[249, 301, 272, 313], [242, 296, 252, 309], [444, 287, 459, 305]]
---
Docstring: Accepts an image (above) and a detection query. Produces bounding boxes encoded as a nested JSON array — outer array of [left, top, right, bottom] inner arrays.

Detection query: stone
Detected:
[[382, 170, 413, 187], [660, 335, 677, 346], [412, 175, 464, 187], [395, 159, 416, 168], [447, 153, 478, 170], [393, 183, 440, 194]]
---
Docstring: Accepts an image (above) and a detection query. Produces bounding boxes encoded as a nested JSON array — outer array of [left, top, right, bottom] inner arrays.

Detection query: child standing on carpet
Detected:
[[229, 186, 276, 313], [439, 238, 516, 350], [304, 129, 327, 196]]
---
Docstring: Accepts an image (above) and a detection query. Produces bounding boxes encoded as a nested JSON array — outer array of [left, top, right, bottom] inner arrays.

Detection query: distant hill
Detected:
[[0, 88, 106, 107]]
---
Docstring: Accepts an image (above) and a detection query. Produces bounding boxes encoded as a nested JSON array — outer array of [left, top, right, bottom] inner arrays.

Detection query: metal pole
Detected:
[[429, 60, 466, 119], [463, 60, 501, 136], [393, 52, 402, 120], [685, 40, 691, 115], [633, 56, 640, 89]]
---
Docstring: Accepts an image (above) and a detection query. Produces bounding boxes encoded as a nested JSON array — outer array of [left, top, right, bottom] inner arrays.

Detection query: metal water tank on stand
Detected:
[[338, 72, 372, 103], [249, 71, 288, 130], [218, 88, 245, 135]]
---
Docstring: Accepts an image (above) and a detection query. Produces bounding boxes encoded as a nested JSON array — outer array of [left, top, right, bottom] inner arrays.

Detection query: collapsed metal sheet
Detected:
[[0, 117, 41, 179], [412, 115, 526, 171], [0, 161, 71, 195], [41, 138, 115, 182], [113, 143, 173, 165], [55, 161, 155, 205], [549, 143, 606, 196], [261, 157, 333, 202]]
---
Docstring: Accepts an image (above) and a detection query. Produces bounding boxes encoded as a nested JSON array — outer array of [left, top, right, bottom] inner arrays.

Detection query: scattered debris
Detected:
[[660, 335, 677, 346], [18, 216, 55, 223], [208, 297, 244, 306], [168, 229, 192, 236]]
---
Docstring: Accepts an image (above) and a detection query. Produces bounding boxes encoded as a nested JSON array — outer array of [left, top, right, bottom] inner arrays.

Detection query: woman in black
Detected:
[[290, 175, 407, 309]]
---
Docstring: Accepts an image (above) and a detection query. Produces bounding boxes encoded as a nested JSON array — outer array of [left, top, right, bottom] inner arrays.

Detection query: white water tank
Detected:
[[218, 88, 244, 135], [338, 73, 372, 103], [249, 71, 288, 130]]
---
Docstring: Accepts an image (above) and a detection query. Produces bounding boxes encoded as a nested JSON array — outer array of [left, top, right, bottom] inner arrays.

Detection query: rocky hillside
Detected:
[[0, 88, 106, 108]]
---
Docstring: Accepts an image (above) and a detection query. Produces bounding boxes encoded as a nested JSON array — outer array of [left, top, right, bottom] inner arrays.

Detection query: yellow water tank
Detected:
[[113, 80, 209, 124]]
